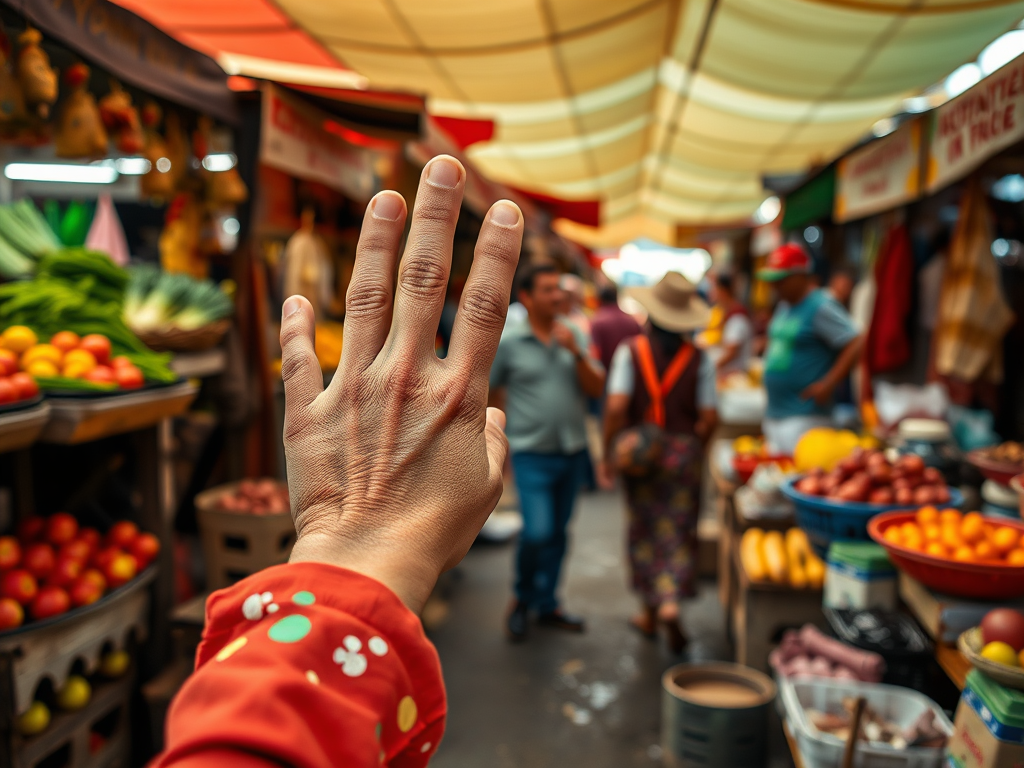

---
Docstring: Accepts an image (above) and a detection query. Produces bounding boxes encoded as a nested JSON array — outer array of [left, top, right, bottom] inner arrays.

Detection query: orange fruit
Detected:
[[922, 524, 942, 542], [882, 527, 903, 546], [917, 506, 940, 526], [900, 521, 922, 539], [975, 540, 997, 561], [960, 512, 985, 544], [903, 536, 924, 552], [925, 542, 947, 558], [0, 326, 36, 354], [940, 509, 963, 527], [21, 344, 61, 368], [49, 331, 80, 353], [1007, 549, 1024, 566], [942, 525, 964, 551], [993, 527, 1021, 555], [953, 546, 977, 563]]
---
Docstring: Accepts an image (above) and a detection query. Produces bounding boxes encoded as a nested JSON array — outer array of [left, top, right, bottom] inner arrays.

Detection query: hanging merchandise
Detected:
[[15, 27, 57, 120], [54, 64, 107, 159], [163, 110, 190, 189], [98, 81, 143, 154], [85, 195, 130, 266], [865, 222, 914, 375], [934, 178, 1016, 384], [196, 117, 248, 207], [140, 101, 174, 201], [0, 31, 27, 129], [159, 193, 204, 278]]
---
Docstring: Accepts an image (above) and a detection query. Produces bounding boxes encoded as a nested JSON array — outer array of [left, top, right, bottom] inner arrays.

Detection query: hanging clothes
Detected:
[[934, 178, 1015, 384], [865, 223, 914, 374]]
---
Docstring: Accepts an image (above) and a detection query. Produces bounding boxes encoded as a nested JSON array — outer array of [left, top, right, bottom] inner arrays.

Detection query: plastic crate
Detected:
[[195, 481, 295, 590], [782, 676, 952, 768], [780, 477, 963, 557]]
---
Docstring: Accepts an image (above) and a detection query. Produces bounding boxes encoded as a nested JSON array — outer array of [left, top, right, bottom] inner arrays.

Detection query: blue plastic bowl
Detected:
[[779, 476, 965, 558]]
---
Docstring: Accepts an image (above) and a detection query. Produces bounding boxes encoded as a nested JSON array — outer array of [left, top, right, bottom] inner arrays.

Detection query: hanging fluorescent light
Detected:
[[753, 196, 781, 225], [114, 157, 151, 175], [202, 153, 236, 172], [4, 162, 118, 184], [980, 30, 1024, 76], [945, 63, 982, 99], [155, 157, 172, 173]]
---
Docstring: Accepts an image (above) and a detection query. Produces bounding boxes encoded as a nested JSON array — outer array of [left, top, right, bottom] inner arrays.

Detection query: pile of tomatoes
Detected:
[[881, 506, 1024, 564], [0, 326, 144, 389], [0, 513, 159, 630]]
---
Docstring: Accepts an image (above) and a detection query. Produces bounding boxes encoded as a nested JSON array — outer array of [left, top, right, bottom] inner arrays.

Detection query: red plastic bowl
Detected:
[[967, 449, 1024, 486], [732, 454, 792, 485], [868, 512, 1024, 599]]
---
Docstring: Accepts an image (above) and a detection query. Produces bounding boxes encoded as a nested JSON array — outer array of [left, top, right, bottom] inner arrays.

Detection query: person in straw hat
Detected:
[[599, 271, 718, 654]]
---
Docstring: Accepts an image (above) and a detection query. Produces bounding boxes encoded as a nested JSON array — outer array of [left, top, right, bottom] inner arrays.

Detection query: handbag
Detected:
[[613, 335, 693, 477]]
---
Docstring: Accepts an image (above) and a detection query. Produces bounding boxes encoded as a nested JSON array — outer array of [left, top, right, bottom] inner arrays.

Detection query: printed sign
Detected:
[[834, 121, 921, 222], [261, 85, 378, 200], [927, 53, 1024, 193]]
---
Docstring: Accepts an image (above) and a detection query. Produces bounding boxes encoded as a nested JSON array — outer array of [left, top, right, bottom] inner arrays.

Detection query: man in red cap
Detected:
[[757, 243, 862, 453]]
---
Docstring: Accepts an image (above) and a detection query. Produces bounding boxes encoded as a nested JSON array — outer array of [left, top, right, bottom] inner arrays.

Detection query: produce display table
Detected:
[[170, 349, 227, 379], [783, 721, 806, 768], [730, 542, 826, 672], [40, 382, 198, 444], [709, 451, 739, 613], [0, 403, 50, 454]]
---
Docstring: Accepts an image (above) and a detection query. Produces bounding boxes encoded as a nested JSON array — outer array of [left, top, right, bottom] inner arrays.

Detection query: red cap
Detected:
[[757, 243, 813, 282]]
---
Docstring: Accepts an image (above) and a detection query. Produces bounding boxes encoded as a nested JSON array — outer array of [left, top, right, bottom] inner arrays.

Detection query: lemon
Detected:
[[2, 326, 37, 354], [62, 349, 96, 371], [21, 344, 62, 368], [981, 641, 1021, 667], [25, 359, 58, 378], [56, 675, 91, 711], [17, 701, 49, 736], [62, 362, 91, 379], [99, 650, 130, 678]]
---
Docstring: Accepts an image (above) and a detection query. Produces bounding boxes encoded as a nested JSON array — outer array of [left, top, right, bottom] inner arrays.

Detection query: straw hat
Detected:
[[626, 272, 710, 333]]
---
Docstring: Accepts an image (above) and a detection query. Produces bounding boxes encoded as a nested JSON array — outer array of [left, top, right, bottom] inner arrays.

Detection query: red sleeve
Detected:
[[151, 563, 446, 768]]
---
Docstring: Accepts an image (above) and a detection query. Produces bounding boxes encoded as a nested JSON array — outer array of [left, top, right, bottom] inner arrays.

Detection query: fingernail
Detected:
[[371, 192, 403, 221], [426, 157, 461, 189], [283, 297, 301, 318], [490, 201, 520, 227]]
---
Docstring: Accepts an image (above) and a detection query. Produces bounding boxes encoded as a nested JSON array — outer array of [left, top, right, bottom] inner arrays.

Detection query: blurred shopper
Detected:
[[489, 264, 605, 642], [758, 244, 862, 454], [827, 268, 856, 310], [560, 273, 591, 335], [599, 273, 717, 654], [707, 273, 753, 378], [590, 283, 642, 372]]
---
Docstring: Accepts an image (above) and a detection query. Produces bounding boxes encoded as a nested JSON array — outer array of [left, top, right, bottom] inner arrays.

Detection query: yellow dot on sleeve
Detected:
[[397, 695, 418, 733], [305, 670, 320, 685], [215, 636, 248, 662]]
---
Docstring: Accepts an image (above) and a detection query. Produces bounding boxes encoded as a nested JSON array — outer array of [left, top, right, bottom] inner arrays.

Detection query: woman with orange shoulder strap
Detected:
[[598, 273, 718, 654]]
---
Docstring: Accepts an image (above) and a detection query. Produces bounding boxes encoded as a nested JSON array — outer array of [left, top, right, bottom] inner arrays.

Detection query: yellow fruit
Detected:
[[925, 542, 947, 558], [62, 349, 96, 372], [940, 509, 963, 527], [733, 435, 760, 456], [922, 524, 942, 543], [942, 525, 964, 551], [981, 641, 1021, 667], [993, 527, 1021, 555], [1, 326, 37, 354], [62, 362, 91, 379], [56, 675, 90, 711], [794, 428, 860, 472], [805, 554, 826, 588], [953, 546, 977, 563], [859, 434, 883, 450], [882, 527, 903, 546], [975, 541, 997, 561], [1008, 549, 1024, 567], [1019, 649, 1024, 667], [25, 360, 58, 378], [20, 344, 62, 368], [17, 701, 49, 736], [761, 531, 788, 584], [917, 506, 940, 526], [740, 529, 767, 581], [99, 650, 130, 678]]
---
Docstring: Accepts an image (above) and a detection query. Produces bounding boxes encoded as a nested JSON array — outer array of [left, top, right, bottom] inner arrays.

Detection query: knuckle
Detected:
[[346, 284, 391, 318], [280, 351, 314, 384], [279, 321, 308, 349], [475, 235, 519, 268], [414, 200, 454, 225], [399, 254, 448, 298], [460, 288, 507, 332]]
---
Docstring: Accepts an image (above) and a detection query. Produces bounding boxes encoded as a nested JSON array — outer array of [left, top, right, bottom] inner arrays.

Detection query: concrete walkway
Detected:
[[426, 489, 792, 768]]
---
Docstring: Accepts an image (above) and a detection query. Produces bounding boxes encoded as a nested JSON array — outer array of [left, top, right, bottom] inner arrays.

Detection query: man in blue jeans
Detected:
[[489, 264, 605, 642]]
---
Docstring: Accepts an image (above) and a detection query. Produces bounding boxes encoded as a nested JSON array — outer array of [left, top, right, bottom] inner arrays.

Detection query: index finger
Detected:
[[446, 200, 523, 378]]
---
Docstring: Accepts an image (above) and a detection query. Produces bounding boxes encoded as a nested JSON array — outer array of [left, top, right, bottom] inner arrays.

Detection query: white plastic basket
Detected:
[[781, 676, 952, 768]]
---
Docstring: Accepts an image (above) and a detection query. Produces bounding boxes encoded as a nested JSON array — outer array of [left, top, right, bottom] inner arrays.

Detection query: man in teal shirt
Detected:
[[489, 264, 605, 642], [758, 244, 863, 454]]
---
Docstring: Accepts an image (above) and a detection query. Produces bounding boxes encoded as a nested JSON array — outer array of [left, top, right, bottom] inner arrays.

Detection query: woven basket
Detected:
[[133, 319, 230, 352]]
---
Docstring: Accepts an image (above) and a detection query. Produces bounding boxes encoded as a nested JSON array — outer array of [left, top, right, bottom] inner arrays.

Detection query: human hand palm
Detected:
[[280, 156, 524, 612]]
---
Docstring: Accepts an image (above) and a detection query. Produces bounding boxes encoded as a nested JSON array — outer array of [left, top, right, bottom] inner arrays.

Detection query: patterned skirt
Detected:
[[623, 433, 703, 605]]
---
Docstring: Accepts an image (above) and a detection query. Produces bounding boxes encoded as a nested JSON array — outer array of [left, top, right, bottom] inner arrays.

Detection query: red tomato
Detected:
[[8, 373, 38, 400], [59, 540, 91, 564], [91, 547, 120, 572], [110, 356, 133, 370], [78, 334, 111, 365], [106, 521, 138, 549], [114, 365, 144, 390], [46, 513, 78, 546], [982, 609, 1024, 651], [30, 585, 70, 620], [129, 533, 160, 568], [0, 350, 17, 376], [69, 577, 102, 607], [16, 517, 45, 543], [0, 597, 23, 629], [0, 569, 37, 606], [22, 543, 55, 580], [50, 331, 80, 353], [0, 379, 16, 404], [47, 557, 82, 588], [77, 528, 101, 554], [79, 568, 106, 593], [84, 366, 115, 384], [0, 536, 20, 570], [103, 553, 137, 588]]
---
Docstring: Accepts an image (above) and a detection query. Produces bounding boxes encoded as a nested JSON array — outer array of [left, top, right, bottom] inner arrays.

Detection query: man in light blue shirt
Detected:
[[489, 264, 605, 642]]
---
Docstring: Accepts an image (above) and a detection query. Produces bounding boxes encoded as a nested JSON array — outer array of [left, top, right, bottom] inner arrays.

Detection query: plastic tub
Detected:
[[782, 676, 952, 768], [780, 477, 964, 557], [823, 608, 932, 691], [868, 512, 1024, 599]]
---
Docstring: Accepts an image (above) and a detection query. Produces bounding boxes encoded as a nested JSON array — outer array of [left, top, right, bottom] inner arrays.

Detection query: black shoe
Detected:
[[506, 601, 529, 642], [537, 609, 586, 633]]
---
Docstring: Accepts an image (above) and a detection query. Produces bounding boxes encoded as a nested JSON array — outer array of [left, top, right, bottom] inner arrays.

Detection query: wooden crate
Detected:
[[0, 405, 50, 454], [195, 483, 295, 590]]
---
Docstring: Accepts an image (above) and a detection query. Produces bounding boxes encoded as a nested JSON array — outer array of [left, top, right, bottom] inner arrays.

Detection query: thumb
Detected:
[[280, 295, 324, 411], [484, 406, 509, 492]]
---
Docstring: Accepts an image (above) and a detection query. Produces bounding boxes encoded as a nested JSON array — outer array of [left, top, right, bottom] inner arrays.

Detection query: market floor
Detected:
[[425, 489, 793, 768]]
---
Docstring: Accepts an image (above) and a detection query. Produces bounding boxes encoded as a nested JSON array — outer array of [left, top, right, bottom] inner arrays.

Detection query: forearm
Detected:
[[695, 407, 718, 442], [823, 336, 862, 388], [716, 344, 739, 371], [575, 356, 606, 398], [602, 399, 628, 458]]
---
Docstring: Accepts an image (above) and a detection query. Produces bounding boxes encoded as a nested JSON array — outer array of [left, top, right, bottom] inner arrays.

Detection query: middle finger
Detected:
[[388, 155, 465, 359]]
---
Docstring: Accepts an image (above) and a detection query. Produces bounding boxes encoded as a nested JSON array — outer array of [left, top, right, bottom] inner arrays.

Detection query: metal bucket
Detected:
[[662, 662, 777, 768]]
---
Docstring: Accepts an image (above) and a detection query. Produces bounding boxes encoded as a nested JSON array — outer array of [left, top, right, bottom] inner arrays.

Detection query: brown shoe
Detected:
[[537, 609, 586, 633], [506, 601, 528, 643]]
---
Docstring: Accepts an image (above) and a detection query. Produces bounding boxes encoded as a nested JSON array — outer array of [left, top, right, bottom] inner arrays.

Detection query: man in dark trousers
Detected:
[[489, 264, 605, 642], [590, 283, 642, 373]]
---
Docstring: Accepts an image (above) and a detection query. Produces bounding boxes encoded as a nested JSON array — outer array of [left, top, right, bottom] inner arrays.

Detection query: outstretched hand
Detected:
[[280, 155, 524, 613]]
